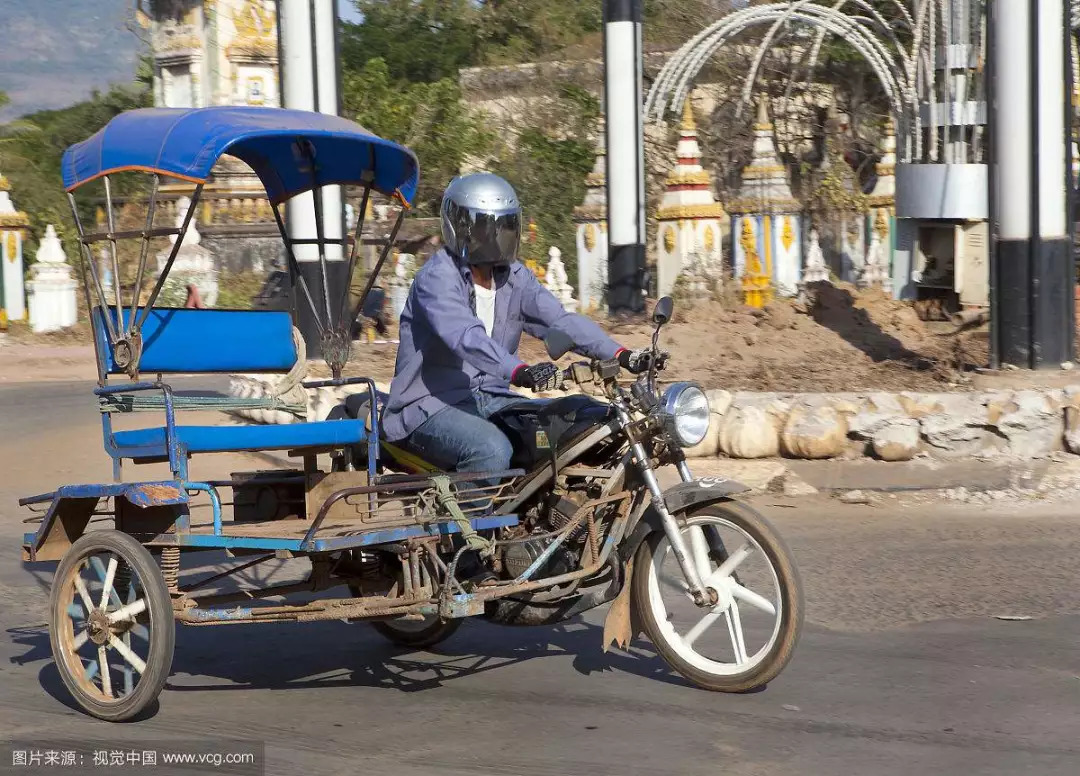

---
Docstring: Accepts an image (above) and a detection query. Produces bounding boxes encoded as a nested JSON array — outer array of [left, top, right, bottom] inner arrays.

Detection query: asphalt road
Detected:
[[1, 381, 1079, 775]]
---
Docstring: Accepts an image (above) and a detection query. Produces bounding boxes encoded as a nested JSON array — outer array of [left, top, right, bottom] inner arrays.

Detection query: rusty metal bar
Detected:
[[128, 174, 160, 328], [300, 470, 523, 550], [307, 148, 334, 327], [103, 176, 124, 335], [271, 203, 326, 337], [350, 206, 405, 327], [178, 553, 276, 594], [80, 227, 181, 244], [338, 182, 372, 328], [136, 184, 204, 330], [68, 193, 119, 347], [178, 496, 632, 627]]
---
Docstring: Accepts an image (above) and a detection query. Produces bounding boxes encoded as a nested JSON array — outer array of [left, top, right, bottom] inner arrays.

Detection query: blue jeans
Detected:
[[401, 391, 535, 476]]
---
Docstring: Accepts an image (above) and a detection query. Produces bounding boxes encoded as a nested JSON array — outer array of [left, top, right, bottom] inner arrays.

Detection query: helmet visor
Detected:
[[463, 211, 521, 266]]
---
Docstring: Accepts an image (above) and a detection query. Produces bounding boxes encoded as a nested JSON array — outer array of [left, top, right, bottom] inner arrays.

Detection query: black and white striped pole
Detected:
[[278, 0, 346, 358], [989, 0, 1074, 368], [603, 0, 647, 315]]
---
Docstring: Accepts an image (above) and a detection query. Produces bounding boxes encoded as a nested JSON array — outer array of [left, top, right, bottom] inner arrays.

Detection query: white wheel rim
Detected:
[[645, 516, 783, 677], [57, 550, 154, 704]]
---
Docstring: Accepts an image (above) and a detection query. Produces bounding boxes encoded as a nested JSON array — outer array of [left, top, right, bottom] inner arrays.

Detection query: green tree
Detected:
[[492, 84, 599, 286], [0, 82, 151, 267], [342, 0, 481, 83], [476, 0, 603, 64], [342, 58, 494, 213]]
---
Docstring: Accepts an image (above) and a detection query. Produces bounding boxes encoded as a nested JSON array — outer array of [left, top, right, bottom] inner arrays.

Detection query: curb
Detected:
[[238, 436, 1080, 498]]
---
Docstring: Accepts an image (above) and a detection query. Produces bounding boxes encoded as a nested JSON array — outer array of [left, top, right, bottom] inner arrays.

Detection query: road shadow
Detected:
[[8, 615, 692, 715], [161, 617, 691, 694], [805, 281, 938, 371]]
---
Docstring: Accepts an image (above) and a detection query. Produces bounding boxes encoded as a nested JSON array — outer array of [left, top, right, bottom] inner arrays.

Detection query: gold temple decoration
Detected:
[[740, 218, 772, 308], [874, 208, 890, 239], [229, 0, 276, 58], [655, 202, 726, 220], [663, 226, 676, 254], [584, 223, 596, 251], [780, 217, 794, 253], [703, 225, 715, 252], [681, 98, 697, 132]]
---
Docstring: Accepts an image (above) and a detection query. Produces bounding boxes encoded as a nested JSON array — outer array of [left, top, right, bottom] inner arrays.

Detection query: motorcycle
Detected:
[[363, 295, 805, 691]]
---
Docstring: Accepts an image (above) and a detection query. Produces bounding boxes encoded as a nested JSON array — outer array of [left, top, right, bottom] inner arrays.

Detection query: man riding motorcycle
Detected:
[[382, 172, 654, 476]]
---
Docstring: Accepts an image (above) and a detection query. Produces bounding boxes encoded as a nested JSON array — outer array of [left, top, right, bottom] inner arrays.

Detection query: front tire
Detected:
[[49, 531, 175, 721], [631, 501, 803, 692]]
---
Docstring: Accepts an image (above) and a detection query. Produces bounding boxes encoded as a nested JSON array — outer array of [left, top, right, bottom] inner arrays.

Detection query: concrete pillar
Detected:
[[989, 0, 1073, 368], [603, 0, 646, 314]]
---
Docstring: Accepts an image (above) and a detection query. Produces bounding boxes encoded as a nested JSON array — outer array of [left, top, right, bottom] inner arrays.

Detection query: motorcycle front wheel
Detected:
[[632, 501, 803, 692]]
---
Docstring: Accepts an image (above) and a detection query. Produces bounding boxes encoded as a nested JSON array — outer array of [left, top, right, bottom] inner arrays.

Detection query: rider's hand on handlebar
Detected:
[[618, 347, 666, 375], [512, 362, 563, 392]]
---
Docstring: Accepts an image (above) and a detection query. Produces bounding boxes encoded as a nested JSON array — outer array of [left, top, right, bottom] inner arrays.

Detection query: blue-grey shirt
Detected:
[[382, 248, 623, 441]]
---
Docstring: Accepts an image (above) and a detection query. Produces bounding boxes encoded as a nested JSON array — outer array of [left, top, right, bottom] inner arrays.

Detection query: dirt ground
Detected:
[[3, 283, 984, 392]]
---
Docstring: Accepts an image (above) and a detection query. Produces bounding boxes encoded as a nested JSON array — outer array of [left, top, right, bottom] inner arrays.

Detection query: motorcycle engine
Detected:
[[501, 494, 585, 580], [502, 538, 576, 580]]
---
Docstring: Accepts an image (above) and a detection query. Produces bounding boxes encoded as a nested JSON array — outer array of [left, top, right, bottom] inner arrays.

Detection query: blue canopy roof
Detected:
[[61, 107, 420, 205]]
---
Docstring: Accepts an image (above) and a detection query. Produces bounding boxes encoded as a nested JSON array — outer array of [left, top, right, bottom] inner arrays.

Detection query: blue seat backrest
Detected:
[[93, 307, 298, 375]]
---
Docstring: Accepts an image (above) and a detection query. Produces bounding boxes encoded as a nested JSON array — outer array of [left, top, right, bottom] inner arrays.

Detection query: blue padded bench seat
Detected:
[[112, 419, 366, 459]]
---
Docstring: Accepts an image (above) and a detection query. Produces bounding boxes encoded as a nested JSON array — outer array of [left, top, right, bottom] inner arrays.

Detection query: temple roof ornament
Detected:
[[808, 101, 866, 216], [867, 117, 897, 208], [228, 0, 277, 59], [655, 98, 725, 222], [727, 97, 799, 214], [35, 225, 67, 264], [0, 175, 29, 229]]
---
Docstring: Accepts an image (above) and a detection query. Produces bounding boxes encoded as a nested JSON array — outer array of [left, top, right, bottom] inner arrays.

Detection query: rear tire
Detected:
[[370, 616, 461, 649], [631, 501, 803, 692], [49, 530, 175, 721]]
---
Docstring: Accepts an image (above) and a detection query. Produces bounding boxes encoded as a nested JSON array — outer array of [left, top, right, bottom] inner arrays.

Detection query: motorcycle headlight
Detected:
[[656, 382, 710, 448]]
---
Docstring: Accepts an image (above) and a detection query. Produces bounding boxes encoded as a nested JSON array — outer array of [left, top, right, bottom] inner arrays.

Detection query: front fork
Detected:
[[617, 405, 714, 607]]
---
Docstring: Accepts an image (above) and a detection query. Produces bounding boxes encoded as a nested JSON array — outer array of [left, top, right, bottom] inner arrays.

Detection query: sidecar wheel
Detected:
[[370, 616, 461, 648], [49, 531, 175, 722], [631, 501, 803, 693]]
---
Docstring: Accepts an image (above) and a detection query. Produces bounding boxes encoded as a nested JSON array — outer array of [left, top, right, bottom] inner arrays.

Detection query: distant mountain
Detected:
[[0, 0, 142, 121]]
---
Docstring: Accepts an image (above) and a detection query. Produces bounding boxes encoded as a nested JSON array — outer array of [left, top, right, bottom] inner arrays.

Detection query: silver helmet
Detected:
[[441, 172, 521, 266]]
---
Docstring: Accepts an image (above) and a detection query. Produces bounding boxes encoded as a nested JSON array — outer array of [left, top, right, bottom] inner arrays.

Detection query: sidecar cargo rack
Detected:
[[22, 470, 523, 560]]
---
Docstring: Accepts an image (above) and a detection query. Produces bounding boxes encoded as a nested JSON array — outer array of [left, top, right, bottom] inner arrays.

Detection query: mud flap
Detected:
[[603, 558, 639, 652]]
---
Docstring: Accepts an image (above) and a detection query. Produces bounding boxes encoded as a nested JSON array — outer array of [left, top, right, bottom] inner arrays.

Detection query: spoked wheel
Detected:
[[370, 615, 461, 649], [49, 531, 175, 721], [632, 501, 803, 692]]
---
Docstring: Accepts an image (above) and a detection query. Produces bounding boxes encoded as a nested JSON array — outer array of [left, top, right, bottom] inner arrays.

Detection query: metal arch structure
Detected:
[[734, 0, 916, 121], [644, 1, 957, 163], [646, 3, 914, 119]]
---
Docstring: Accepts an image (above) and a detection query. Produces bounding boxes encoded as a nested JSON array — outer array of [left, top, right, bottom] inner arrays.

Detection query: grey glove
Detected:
[[618, 348, 666, 374]]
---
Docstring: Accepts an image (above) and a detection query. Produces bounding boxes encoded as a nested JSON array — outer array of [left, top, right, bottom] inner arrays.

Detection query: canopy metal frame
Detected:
[[67, 168, 407, 382]]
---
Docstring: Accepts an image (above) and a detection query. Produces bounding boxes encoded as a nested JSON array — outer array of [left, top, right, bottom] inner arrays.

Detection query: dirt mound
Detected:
[[334, 282, 970, 393]]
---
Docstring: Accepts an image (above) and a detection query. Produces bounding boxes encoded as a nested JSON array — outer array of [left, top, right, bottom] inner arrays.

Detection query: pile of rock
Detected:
[[683, 387, 1080, 461], [226, 376, 1080, 463]]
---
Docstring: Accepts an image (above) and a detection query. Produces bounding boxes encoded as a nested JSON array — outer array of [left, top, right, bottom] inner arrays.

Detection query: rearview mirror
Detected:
[[544, 329, 575, 360], [653, 296, 674, 326]]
